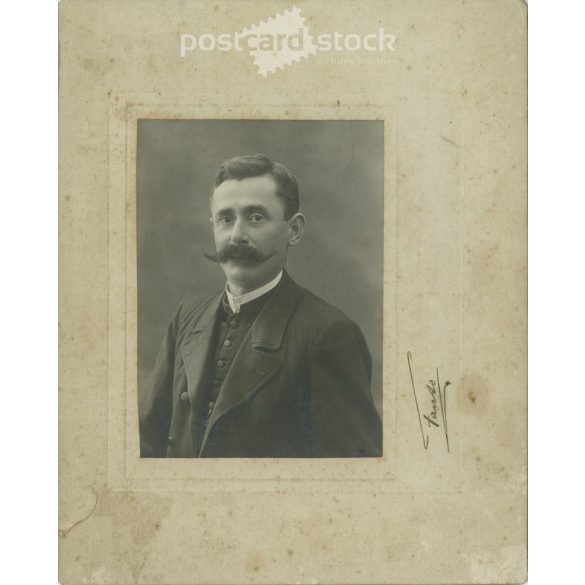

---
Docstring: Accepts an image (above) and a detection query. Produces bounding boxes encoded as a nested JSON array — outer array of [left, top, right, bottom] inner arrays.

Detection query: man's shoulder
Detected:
[[180, 287, 222, 311], [286, 284, 369, 355], [293, 282, 358, 331], [171, 287, 223, 327]]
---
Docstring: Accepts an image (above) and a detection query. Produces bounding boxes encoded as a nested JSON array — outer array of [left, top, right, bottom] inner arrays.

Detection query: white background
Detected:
[[1, 0, 583, 583]]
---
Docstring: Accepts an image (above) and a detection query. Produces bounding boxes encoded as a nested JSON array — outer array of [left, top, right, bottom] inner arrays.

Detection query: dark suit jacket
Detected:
[[139, 271, 382, 457]]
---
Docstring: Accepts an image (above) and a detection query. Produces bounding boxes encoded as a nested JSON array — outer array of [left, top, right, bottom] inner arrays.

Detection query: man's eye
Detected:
[[217, 216, 233, 225], [249, 214, 265, 223]]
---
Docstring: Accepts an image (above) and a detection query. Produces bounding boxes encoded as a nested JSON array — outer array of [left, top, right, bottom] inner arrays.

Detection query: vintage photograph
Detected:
[[57, 1, 529, 582], [136, 120, 384, 458]]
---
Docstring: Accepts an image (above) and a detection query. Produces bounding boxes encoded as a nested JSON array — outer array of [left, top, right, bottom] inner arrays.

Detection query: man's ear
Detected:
[[287, 213, 306, 246]]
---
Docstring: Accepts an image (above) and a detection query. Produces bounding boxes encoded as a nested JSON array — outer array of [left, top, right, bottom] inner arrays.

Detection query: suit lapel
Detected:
[[181, 292, 223, 405], [200, 271, 301, 453]]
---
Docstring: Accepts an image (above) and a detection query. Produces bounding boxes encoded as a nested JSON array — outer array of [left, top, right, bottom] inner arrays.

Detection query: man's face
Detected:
[[210, 175, 294, 292]]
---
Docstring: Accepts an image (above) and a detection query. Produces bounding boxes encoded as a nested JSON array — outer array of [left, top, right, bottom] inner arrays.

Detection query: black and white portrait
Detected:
[[137, 120, 383, 458]]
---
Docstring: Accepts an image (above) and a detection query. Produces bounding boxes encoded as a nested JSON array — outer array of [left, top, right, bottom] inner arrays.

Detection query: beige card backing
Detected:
[[59, 1, 527, 583]]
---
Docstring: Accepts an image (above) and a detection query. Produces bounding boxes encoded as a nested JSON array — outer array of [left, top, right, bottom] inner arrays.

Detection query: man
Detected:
[[139, 153, 382, 458]]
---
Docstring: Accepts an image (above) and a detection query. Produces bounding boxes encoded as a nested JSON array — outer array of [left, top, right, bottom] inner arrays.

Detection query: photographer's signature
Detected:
[[407, 351, 451, 452]]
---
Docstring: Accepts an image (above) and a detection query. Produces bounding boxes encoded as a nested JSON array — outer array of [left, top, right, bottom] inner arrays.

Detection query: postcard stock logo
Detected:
[[179, 6, 397, 76]]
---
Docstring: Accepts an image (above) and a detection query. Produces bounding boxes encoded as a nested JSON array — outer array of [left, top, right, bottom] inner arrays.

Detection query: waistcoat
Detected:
[[192, 287, 276, 453]]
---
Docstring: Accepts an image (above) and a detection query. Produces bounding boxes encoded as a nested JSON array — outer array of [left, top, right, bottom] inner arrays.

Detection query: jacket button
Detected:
[[223, 339, 233, 347], [217, 360, 226, 368], [229, 320, 238, 328], [167, 435, 175, 446], [180, 392, 189, 403]]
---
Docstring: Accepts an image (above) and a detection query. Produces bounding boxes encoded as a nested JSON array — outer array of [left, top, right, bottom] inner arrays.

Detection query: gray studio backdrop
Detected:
[[137, 119, 384, 416]]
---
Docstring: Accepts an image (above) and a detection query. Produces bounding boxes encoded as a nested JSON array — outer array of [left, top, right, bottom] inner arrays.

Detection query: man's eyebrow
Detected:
[[213, 207, 234, 217], [243, 205, 271, 216], [213, 204, 272, 217]]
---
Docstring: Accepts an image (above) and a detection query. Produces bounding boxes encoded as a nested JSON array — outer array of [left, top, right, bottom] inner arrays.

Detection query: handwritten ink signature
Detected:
[[407, 351, 451, 452]]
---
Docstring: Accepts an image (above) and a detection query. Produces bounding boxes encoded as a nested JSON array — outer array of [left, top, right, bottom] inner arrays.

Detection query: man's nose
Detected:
[[229, 217, 249, 244]]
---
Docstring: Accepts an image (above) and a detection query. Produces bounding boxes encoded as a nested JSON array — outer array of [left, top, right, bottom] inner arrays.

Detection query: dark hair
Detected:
[[213, 153, 300, 220]]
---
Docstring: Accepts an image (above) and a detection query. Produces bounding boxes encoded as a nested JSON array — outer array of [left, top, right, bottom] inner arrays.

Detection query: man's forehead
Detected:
[[211, 175, 278, 206]]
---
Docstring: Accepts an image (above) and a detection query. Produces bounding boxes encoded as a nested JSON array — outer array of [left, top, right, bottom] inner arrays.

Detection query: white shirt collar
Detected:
[[225, 270, 283, 314]]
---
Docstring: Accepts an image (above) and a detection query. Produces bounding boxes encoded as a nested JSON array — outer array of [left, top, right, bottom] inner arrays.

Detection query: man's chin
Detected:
[[221, 262, 258, 280], [221, 262, 281, 291]]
